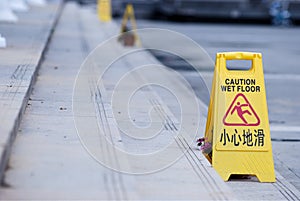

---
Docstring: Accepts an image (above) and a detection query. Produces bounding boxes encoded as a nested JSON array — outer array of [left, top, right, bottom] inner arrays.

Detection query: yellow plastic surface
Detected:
[[97, 0, 112, 22], [204, 52, 276, 182], [120, 4, 141, 47]]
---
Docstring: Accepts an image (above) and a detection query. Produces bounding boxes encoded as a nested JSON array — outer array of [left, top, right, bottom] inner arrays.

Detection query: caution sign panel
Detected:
[[204, 52, 275, 182], [119, 4, 141, 47]]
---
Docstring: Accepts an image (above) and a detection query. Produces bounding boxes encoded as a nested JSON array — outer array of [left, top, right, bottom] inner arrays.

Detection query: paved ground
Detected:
[[0, 0, 61, 182], [135, 18, 300, 191], [0, 3, 235, 200], [1, 2, 300, 200]]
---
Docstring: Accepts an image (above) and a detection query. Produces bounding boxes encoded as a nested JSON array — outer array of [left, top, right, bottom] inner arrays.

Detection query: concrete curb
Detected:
[[0, 1, 63, 183]]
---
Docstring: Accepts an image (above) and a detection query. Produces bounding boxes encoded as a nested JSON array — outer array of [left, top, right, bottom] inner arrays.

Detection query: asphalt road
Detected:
[[132, 18, 300, 189]]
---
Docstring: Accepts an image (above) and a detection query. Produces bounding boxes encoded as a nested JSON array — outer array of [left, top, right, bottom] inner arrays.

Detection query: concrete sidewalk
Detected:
[[0, 0, 62, 183], [0, 2, 235, 200], [0, 2, 300, 200]]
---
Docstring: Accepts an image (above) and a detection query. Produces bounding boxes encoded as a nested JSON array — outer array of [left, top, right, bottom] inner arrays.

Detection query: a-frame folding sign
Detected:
[[204, 52, 275, 182], [120, 4, 141, 47]]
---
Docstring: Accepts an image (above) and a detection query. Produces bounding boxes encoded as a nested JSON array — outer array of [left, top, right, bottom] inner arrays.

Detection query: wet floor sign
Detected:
[[97, 0, 112, 22], [119, 4, 141, 47], [204, 52, 275, 182]]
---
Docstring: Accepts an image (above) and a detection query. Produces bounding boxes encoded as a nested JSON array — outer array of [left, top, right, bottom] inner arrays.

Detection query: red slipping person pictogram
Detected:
[[223, 93, 260, 126]]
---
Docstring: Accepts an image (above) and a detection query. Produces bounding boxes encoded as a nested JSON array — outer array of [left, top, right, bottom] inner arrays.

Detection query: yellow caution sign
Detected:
[[119, 4, 141, 47], [204, 52, 275, 182], [97, 0, 112, 22]]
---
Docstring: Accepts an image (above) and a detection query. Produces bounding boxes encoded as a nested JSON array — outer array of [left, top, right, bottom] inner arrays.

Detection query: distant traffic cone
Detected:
[[0, 0, 19, 23], [0, 34, 7, 48], [26, 0, 46, 7], [10, 0, 29, 12]]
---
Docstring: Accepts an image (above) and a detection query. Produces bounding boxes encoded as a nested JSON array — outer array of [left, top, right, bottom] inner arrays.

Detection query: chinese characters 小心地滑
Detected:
[[220, 128, 265, 147]]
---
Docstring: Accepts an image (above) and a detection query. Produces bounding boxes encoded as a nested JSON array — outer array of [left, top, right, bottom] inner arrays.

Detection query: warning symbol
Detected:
[[223, 93, 260, 126]]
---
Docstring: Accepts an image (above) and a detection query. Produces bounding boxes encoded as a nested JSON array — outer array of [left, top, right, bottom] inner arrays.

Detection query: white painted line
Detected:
[[183, 71, 300, 81], [265, 74, 300, 80], [270, 125, 300, 132]]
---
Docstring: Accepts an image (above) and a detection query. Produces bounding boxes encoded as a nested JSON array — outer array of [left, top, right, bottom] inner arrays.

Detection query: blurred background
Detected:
[[69, 0, 300, 25]]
